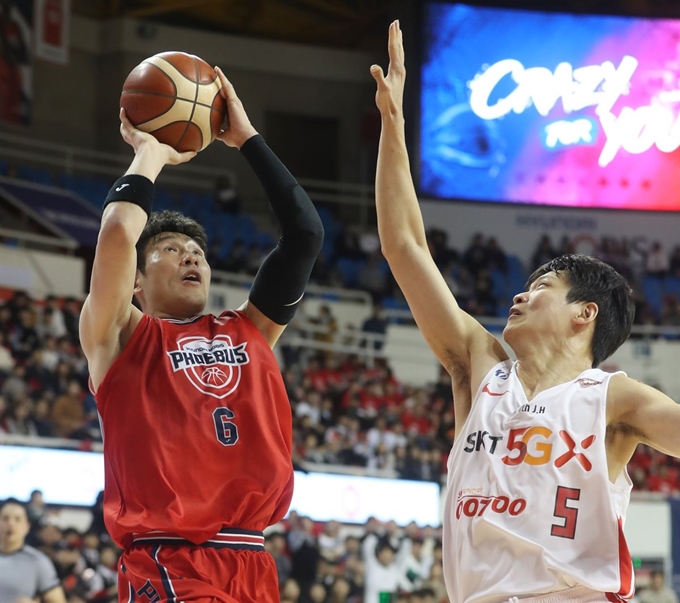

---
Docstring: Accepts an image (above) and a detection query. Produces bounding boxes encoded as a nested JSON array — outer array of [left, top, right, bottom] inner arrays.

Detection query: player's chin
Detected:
[[180, 291, 207, 314]]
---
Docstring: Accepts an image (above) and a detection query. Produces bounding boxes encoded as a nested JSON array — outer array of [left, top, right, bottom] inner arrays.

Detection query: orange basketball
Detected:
[[120, 51, 227, 153]]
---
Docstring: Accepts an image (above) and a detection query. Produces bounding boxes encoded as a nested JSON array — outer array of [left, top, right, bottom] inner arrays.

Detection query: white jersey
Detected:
[[443, 360, 634, 603]]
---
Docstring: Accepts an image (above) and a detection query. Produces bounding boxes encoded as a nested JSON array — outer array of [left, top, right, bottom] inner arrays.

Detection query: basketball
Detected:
[[120, 51, 227, 153]]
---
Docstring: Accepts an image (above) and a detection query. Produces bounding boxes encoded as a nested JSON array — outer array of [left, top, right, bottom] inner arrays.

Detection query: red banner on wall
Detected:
[[34, 0, 70, 65]]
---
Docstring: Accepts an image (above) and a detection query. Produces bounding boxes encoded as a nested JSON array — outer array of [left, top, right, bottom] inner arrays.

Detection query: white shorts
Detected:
[[506, 586, 616, 603]]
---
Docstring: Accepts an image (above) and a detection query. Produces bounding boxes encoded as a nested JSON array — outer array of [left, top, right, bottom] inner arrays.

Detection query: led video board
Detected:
[[419, 3, 680, 210]]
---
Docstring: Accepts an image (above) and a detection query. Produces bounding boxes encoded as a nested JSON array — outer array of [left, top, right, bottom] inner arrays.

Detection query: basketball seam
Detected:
[[154, 56, 215, 86], [174, 55, 202, 151], [142, 61, 178, 98], [121, 89, 222, 112]]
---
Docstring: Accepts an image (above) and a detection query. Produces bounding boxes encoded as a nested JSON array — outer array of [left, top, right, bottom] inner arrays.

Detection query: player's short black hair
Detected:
[[527, 254, 635, 368], [136, 210, 208, 273]]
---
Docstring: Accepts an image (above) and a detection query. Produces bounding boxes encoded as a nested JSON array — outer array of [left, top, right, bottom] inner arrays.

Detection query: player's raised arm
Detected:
[[80, 109, 196, 388], [214, 67, 324, 348], [608, 374, 680, 459], [371, 22, 507, 384]]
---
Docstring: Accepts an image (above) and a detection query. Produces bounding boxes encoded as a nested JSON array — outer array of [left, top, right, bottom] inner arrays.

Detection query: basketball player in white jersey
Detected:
[[370, 21, 680, 603]]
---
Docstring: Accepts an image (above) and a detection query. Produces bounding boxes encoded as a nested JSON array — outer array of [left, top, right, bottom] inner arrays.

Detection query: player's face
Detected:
[[503, 271, 580, 346], [136, 233, 211, 318], [0, 504, 30, 549]]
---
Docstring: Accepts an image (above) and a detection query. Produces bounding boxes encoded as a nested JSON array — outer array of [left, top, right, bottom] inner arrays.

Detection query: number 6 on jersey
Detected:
[[213, 407, 239, 446]]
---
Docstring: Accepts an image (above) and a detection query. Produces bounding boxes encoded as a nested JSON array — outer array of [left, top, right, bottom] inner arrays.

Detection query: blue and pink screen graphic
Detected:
[[419, 3, 680, 210]]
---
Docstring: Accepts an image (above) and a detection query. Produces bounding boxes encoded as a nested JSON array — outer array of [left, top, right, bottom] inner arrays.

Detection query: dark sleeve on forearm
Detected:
[[239, 135, 324, 325]]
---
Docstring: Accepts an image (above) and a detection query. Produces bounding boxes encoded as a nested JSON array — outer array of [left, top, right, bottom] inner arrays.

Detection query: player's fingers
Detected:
[[215, 66, 236, 98], [397, 21, 405, 63], [387, 21, 400, 62], [177, 150, 198, 164], [370, 64, 386, 87]]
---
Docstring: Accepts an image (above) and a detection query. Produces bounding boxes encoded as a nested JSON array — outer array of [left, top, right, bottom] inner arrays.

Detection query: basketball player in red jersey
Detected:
[[80, 68, 323, 603], [372, 21, 680, 603]]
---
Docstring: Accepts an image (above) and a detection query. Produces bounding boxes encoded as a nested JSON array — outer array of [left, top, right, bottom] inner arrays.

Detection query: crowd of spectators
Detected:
[[210, 218, 680, 328], [1, 280, 679, 488]]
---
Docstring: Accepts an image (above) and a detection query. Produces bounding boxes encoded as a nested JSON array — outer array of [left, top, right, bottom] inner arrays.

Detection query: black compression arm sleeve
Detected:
[[239, 135, 324, 325]]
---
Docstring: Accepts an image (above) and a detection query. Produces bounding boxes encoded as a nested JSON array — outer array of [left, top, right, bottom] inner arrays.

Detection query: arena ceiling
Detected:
[[72, 0, 680, 51]]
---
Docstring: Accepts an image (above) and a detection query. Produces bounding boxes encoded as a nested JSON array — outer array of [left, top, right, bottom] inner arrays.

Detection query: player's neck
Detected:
[[515, 353, 593, 401]]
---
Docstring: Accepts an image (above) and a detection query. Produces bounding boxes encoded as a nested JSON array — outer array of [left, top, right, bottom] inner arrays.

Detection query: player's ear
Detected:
[[133, 269, 144, 296], [575, 301, 598, 325]]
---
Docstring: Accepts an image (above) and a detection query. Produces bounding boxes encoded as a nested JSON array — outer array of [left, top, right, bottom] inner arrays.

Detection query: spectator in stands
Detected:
[[421, 563, 448, 603], [80, 531, 99, 568], [670, 245, 680, 278], [335, 229, 364, 261], [32, 397, 54, 437], [485, 237, 508, 274], [281, 578, 302, 603], [266, 532, 292, 585], [223, 239, 248, 273], [361, 305, 388, 351], [243, 242, 264, 276], [310, 251, 337, 287], [311, 304, 338, 343], [661, 295, 680, 327], [0, 499, 66, 603], [26, 490, 47, 530], [426, 228, 452, 269], [0, 331, 13, 375], [5, 290, 32, 323], [359, 250, 390, 302], [474, 270, 497, 315], [288, 515, 320, 590], [88, 544, 118, 601], [639, 570, 678, 603], [6, 397, 38, 435], [1, 363, 28, 402], [362, 530, 403, 603], [301, 582, 327, 603], [646, 242, 670, 279], [462, 233, 489, 276], [10, 307, 41, 362], [318, 520, 344, 563], [0, 304, 12, 334], [61, 298, 80, 342], [53, 542, 88, 601], [51, 379, 85, 439], [328, 576, 353, 603], [399, 536, 434, 593], [213, 174, 241, 214], [42, 296, 68, 339], [444, 264, 475, 311], [531, 235, 557, 270]]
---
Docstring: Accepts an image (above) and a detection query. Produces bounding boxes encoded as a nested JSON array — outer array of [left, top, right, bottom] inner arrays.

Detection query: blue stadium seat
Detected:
[[18, 165, 54, 185], [663, 277, 680, 299], [257, 231, 276, 250], [336, 258, 364, 288], [154, 189, 176, 212], [489, 270, 509, 298], [642, 276, 663, 317], [234, 214, 256, 246]]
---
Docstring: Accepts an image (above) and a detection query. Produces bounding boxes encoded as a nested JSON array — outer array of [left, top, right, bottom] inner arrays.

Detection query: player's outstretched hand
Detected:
[[214, 66, 259, 149], [371, 20, 405, 118], [119, 108, 196, 166]]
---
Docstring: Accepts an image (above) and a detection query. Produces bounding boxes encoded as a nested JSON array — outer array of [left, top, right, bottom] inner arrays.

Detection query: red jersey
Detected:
[[95, 310, 294, 549]]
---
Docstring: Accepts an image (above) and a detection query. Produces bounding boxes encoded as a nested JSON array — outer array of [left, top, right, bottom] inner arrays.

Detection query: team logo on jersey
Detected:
[[495, 368, 509, 380], [166, 335, 250, 399], [577, 377, 602, 388]]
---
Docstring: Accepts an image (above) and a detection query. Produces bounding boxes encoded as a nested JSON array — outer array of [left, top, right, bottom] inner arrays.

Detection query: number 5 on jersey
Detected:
[[551, 486, 580, 539], [213, 407, 239, 446]]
